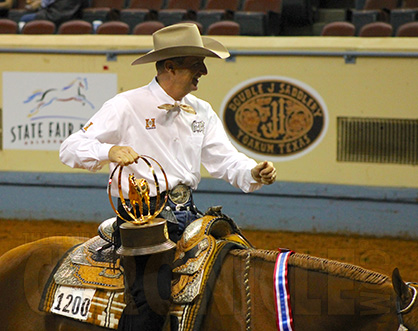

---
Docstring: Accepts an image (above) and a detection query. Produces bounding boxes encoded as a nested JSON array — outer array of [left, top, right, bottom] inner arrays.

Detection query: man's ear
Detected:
[[164, 60, 175, 73]]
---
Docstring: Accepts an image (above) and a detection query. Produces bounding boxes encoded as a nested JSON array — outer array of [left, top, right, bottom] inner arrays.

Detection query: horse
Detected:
[[23, 77, 95, 118], [0, 236, 417, 330]]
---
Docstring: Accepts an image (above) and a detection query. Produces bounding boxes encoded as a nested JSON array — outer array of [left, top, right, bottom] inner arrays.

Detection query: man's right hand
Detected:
[[108, 146, 139, 166]]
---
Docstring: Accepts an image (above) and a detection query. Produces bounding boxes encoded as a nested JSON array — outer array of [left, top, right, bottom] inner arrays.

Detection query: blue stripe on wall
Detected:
[[0, 171, 417, 239]]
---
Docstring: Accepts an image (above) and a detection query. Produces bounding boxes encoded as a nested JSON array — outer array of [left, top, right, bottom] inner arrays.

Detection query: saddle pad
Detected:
[[54, 236, 124, 290], [41, 281, 125, 329], [274, 250, 294, 331], [39, 241, 126, 330]]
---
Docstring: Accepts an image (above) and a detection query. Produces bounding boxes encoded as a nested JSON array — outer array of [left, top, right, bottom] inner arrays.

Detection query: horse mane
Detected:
[[230, 248, 389, 285]]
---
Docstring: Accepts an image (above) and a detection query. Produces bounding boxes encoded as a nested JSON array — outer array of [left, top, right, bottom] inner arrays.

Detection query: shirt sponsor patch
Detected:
[[146, 118, 156, 130], [82, 121, 93, 132], [192, 120, 205, 134]]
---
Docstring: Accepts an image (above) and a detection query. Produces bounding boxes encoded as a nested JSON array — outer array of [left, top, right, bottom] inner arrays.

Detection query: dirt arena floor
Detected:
[[0, 219, 417, 281]]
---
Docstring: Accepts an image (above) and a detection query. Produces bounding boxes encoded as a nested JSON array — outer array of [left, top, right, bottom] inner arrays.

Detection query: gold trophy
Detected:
[[107, 155, 168, 225]]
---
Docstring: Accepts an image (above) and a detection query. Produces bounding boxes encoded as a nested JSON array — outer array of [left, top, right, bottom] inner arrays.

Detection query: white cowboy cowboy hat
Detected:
[[131, 22, 230, 65]]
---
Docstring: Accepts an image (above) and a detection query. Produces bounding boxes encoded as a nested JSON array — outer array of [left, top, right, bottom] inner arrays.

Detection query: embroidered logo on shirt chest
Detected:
[[192, 120, 205, 134], [146, 118, 156, 130]]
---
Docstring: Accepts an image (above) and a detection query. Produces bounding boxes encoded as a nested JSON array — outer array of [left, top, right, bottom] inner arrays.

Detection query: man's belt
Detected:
[[118, 184, 193, 214], [168, 184, 192, 208]]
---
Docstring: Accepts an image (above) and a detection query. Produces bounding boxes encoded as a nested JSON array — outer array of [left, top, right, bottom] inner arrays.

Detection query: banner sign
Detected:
[[220, 76, 328, 161], [2, 72, 117, 150]]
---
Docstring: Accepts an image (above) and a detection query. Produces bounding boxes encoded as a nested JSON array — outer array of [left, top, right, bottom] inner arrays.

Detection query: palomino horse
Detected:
[[0, 236, 417, 330]]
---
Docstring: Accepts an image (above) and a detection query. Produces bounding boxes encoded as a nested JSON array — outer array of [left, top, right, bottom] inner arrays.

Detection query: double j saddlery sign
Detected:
[[220, 76, 328, 161], [2, 72, 117, 150]]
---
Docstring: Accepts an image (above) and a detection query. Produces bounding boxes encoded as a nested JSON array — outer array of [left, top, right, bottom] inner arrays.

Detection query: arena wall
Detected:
[[0, 35, 417, 238]]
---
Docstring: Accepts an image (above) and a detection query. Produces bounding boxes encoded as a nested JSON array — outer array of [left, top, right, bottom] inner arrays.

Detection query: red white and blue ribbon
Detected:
[[274, 250, 294, 331]]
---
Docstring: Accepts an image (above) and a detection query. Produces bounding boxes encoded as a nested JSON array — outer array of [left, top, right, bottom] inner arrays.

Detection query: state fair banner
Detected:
[[2, 72, 117, 150]]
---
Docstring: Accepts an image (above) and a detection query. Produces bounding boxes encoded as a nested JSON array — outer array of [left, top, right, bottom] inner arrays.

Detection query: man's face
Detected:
[[171, 56, 208, 95]]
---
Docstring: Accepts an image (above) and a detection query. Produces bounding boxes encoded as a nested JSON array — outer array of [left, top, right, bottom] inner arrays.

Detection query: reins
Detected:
[[396, 282, 418, 330]]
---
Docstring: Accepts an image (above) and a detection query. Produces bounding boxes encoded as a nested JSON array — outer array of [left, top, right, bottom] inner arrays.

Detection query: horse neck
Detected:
[[288, 252, 399, 330], [201, 248, 279, 331], [204, 248, 401, 331]]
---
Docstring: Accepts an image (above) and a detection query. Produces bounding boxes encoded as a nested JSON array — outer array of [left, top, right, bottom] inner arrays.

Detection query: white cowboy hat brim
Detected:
[[131, 23, 230, 65]]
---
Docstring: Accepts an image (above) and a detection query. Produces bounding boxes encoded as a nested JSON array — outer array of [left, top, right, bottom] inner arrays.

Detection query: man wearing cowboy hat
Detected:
[[60, 22, 276, 330]]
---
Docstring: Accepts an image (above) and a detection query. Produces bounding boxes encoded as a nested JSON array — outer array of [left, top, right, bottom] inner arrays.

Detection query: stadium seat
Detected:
[[390, 8, 418, 36], [120, 0, 165, 33], [158, 0, 201, 26], [351, 9, 380, 34], [196, 0, 239, 33], [235, 0, 282, 36], [86, 0, 125, 9], [82, 0, 125, 24], [120, 8, 149, 33], [196, 10, 225, 34], [21, 20, 56, 34], [363, 0, 399, 10], [0, 18, 18, 33], [359, 21, 393, 36], [396, 21, 418, 36], [206, 20, 240, 35], [125, 0, 164, 11], [96, 20, 129, 34], [204, 0, 240, 10], [402, 0, 418, 8], [321, 21, 355, 36], [158, 9, 188, 26], [58, 20, 93, 34], [363, 0, 400, 22], [133, 20, 164, 34], [241, 0, 281, 12], [165, 0, 201, 11]]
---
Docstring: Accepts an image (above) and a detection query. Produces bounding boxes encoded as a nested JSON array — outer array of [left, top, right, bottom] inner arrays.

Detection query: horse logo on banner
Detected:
[[24, 77, 95, 118]]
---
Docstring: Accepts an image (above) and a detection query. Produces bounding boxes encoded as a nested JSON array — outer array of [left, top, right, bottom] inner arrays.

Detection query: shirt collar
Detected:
[[150, 77, 189, 105]]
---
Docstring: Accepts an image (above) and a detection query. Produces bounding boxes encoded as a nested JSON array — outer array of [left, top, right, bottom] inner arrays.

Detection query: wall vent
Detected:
[[337, 117, 417, 165]]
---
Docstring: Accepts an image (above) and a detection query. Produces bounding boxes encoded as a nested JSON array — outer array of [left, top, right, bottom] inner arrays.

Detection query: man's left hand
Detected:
[[251, 161, 276, 185]]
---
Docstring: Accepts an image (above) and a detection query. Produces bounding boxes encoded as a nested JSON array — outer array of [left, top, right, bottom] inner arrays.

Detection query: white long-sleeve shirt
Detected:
[[60, 78, 262, 197]]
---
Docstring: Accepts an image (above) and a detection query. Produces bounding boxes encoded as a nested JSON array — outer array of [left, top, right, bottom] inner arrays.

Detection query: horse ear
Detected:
[[392, 268, 410, 302]]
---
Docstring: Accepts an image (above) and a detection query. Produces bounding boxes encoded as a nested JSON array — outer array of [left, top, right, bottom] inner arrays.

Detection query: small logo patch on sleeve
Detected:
[[82, 122, 93, 132]]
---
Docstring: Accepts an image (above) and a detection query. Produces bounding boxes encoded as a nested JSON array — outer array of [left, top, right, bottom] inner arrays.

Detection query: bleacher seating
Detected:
[[403, 0, 418, 7], [0, 18, 18, 33], [321, 21, 355, 36], [96, 20, 130, 34], [359, 21, 393, 36], [207, 20, 240, 35], [391, 8, 418, 35], [396, 21, 418, 35], [0, 0, 415, 36], [234, 0, 282, 36], [58, 20, 93, 34], [196, 0, 240, 34], [133, 20, 165, 34], [81, 0, 125, 24], [21, 20, 56, 34]]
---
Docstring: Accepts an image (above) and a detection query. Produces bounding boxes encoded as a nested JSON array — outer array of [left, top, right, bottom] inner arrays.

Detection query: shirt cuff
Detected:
[[98, 143, 114, 162], [243, 169, 263, 193]]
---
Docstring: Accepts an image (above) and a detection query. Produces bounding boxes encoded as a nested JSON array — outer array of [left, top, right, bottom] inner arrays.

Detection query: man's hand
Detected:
[[109, 146, 139, 166], [251, 161, 276, 185]]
